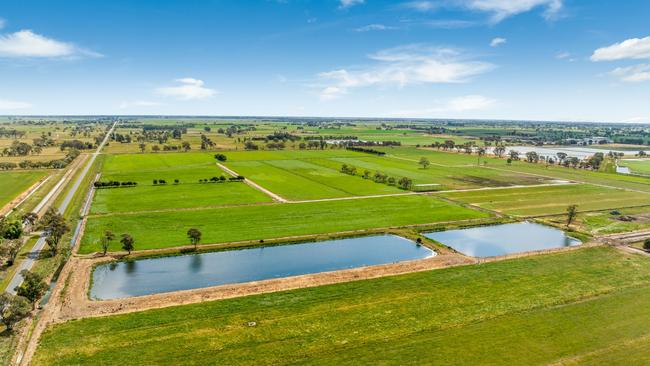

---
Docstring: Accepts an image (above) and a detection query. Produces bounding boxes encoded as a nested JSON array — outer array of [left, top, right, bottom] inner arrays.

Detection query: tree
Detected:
[[566, 205, 578, 228], [15, 270, 47, 304], [182, 141, 191, 152], [418, 157, 430, 169], [494, 145, 506, 158], [509, 150, 520, 161], [0, 293, 31, 331], [138, 143, 146, 153], [39, 208, 69, 256], [644, 239, 650, 251], [120, 233, 135, 255], [101, 230, 115, 256], [22, 212, 39, 227], [214, 153, 227, 162], [556, 152, 567, 165], [1, 220, 22, 239], [0, 239, 21, 266], [397, 177, 413, 190], [187, 228, 202, 249]]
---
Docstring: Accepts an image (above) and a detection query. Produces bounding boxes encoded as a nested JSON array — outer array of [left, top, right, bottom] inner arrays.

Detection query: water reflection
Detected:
[[91, 235, 434, 300], [424, 222, 580, 258]]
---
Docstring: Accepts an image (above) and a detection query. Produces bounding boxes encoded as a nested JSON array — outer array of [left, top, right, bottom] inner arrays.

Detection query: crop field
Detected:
[[0, 170, 47, 208], [79, 194, 488, 253], [32, 247, 650, 365], [91, 153, 271, 213], [440, 183, 650, 216]]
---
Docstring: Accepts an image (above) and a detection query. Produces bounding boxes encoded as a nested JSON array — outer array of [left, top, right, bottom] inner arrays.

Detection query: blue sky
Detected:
[[0, 0, 649, 122]]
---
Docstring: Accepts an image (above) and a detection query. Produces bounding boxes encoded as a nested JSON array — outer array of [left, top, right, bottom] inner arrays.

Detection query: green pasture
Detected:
[[440, 183, 650, 216], [0, 170, 47, 208], [79, 195, 487, 253], [620, 159, 650, 175]]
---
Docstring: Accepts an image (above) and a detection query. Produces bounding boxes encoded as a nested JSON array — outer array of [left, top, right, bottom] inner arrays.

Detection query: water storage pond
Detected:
[[424, 222, 580, 258], [91, 234, 434, 300]]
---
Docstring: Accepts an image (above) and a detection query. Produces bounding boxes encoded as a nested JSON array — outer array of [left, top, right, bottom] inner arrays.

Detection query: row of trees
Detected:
[[94, 181, 138, 188], [341, 164, 413, 190], [345, 147, 386, 155]]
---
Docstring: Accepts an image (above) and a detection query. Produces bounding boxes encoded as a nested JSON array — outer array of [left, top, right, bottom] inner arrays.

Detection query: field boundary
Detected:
[[217, 162, 288, 202]]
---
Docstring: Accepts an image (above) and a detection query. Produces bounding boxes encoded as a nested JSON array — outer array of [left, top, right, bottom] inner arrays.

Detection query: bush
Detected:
[[644, 239, 650, 251]]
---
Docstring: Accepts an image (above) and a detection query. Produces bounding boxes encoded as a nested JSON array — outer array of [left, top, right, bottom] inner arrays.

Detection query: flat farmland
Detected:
[[91, 153, 272, 214], [223, 149, 552, 200], [441, 183, 650, 216], [226, 159, 401, 200], [32, 248, 650, 365], [0, 170, 47, 208], [79, 194, 488, 253], [620, 159, 650, 175]]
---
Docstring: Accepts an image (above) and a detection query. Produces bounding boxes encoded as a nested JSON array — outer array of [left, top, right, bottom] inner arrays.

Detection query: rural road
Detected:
[[5, 122, 116, 295]]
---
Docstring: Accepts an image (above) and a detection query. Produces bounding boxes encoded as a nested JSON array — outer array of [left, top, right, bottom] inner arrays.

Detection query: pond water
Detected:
[[424, 222, 580, 258], [91, 235, 434, 299], [492, 146, 650, 159]]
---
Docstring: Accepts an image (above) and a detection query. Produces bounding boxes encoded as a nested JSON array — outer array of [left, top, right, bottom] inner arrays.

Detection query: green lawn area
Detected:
[[440, 183, 650, 216], [79, 195, 487, 253], [620, 159, 650, 175], [0, 170, 47, 208], [32, 247, 650, 365]]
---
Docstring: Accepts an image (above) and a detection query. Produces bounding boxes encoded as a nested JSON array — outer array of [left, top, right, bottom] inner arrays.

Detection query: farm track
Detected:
[[217, 162, 288, 202]]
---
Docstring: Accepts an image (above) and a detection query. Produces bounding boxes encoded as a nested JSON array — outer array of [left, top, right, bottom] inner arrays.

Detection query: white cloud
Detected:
[[155, 78, 217, 100], [403, 1, 440, 12], [426, 19, 477, 29], [391, 95, 497, 117], [591, 36, 650, 62], [354, 24, 396, 32], [318, 44, 494, 100], [0, 98, 32, 110], [119, 100, 162, 109], [0, 29, 101, 58], [609, 64, 650, 82], [490, 37, 507, 47], [403, 0, 562, 22], [462, 0, 563, 23], [339, 0, 364, 9]]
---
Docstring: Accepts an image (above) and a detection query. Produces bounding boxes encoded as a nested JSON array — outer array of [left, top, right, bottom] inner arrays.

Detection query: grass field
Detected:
[[224, 149, 551, 199], [79, 195, 488, 253], [0, 170, 47, 208], [620, 159, 650, 175], [440, 183, 650, 216], [32, 247, 650, 365], [91, 153, 271, 213]]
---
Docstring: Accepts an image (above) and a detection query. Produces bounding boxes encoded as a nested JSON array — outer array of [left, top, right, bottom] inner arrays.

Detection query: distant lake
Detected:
[[495, 146, 650, 159], [91, 235, 435, 300], [424, 222, 580, 258]]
